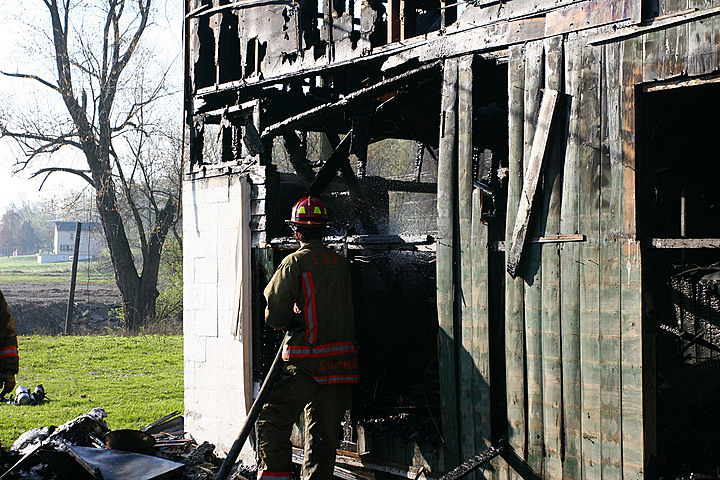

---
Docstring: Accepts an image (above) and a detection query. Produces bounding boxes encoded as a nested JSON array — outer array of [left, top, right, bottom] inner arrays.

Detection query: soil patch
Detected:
[[3, 283, 123, 335]]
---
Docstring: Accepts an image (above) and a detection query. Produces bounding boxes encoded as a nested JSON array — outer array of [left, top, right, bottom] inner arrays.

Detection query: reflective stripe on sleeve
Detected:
[[259, 471, 292, 480], [0, 346, 18, 359], [282, 341, 357, 359], [301, 272, 317, 344], [313, 375, 360, 384]]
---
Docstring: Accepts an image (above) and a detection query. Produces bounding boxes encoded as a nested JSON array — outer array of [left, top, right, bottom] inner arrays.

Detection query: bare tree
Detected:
[[0, 0, 181, 330]]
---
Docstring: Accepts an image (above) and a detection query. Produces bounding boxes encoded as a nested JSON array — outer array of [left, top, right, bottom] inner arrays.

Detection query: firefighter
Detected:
[[0, 289, 19, 397], [258, 196, 359, 480]]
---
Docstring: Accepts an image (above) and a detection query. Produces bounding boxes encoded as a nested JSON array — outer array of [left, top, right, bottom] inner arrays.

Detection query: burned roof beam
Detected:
[[282, 131, 316, 187], [260, 62, 441, 139], [305, 132, 353, 198], [194, 36, 431, 98]]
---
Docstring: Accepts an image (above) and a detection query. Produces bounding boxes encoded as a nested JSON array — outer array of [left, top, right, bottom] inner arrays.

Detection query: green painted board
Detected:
[[472, 187, 492, 480], [560, 31, 583, 480], [457, 54, 477, 465], [438, 57, 460, 469], [541, 35, 564, 480], [577, 36, 602, 480], [505, 43, 527, 480], [522, 39, 546, 477], [620, 34, 645, 480], [599, 41, 623, 480]]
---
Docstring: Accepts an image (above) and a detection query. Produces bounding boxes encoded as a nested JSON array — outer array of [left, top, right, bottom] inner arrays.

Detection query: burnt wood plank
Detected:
[[282, 131, 316, 187], [544, 0, 638, 37], [599, 41, 623, 480], [260, 62, 441, 138], [540, 35, 564, 480], [588, 6, 720, 44], [620, 33, 647, 480], [577, 36, 602, 480], [457, 54, 477, 467], [520, 40, 546, 478], [506, 86, 560, 278], [471, 187, 492, 480], [437, 57, 461, 469], [686, 0, 712, 75], [688, 15, 717, 76], [505, 44, 527, 480], [643, 25, 661, 82], [645, 238, 720, 248], [559, 31, 583, 480]]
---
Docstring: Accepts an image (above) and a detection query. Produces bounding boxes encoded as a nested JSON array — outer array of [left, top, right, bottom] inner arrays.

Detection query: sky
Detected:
[[0, 0, 183, 213]]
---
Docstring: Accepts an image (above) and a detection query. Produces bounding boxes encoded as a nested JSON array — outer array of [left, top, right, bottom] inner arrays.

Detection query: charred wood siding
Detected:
[[182, 0, 720, 472], [491, 12, 720, 473], [499, 34, 645, 480]]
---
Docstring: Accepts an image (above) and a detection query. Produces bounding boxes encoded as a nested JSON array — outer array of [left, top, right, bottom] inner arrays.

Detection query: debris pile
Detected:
[[0, 409, 256, 480]]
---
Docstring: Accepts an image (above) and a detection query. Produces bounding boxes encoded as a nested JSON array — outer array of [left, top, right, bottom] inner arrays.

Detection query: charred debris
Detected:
[[0, 410, 233, 480]]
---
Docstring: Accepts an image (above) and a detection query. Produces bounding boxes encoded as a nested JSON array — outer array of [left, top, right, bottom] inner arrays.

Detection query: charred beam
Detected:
[[414, 142, 425, 181], [282, 131, 316, 187], [506, 88, 559, 278], [261, 62, 441, 138], [243, 117, 265, 156], [305, 132, 352, 197], [350, 115, 371, 178], [383, 178, 436, 193]]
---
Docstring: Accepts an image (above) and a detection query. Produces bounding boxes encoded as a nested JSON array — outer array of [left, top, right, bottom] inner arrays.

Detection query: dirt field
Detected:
[[3, 283, 123, 335]]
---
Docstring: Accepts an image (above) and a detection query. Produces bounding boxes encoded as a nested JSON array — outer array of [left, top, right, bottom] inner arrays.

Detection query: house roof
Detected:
[[54, 222, 101, 232]]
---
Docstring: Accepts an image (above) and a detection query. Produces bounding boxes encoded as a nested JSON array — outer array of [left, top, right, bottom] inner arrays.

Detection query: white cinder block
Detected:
[[206, 284, 219, 313], [184, 172, 258, 464], [184, 335, 207, 362], [194, 257, 218, 285], [217, 230, 238, 262], [194, 308, 218, 337], [187, 281, 207, 311], [204, 176, 231, 204]]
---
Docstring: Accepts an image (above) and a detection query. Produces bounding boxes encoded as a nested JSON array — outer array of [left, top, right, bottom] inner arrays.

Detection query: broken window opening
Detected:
[[638, 82, 720, 478], [244, 38, 266, 78], [191, 13, 216, 90], [217, 12, 241, 84], [202, 123, 223, 165]]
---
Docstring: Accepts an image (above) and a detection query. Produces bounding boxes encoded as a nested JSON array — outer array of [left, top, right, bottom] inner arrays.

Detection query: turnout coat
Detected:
[[264, 239, 359, 385], [0, 290, 19, 374]]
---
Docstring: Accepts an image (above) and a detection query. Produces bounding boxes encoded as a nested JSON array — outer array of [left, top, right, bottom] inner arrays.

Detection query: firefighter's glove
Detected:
[[0, 371, 16, 397]]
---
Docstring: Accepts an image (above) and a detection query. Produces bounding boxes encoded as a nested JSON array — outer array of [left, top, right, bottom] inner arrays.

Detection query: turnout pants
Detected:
[[257, 366, 352, 480]]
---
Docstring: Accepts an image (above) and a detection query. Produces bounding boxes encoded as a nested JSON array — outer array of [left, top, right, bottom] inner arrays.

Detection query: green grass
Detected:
[[0, 255, 115, 284], [0, 335, 183, 449]]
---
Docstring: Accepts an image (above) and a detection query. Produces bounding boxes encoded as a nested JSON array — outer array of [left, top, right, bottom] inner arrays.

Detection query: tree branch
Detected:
[[0, 127, 83, 150], [0, 71, 59, 91], [30, 167, 94, 185]]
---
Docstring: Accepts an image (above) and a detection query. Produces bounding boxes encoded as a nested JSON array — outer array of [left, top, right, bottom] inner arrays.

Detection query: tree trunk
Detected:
[[95, 171, 178, 331]]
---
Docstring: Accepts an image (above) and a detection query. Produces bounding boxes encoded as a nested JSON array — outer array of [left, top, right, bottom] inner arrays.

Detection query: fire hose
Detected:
[[215, 341, 285, 480]]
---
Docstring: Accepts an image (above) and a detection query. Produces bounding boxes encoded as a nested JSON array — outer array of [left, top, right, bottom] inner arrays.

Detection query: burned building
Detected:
[[181, 0, 720, 476]]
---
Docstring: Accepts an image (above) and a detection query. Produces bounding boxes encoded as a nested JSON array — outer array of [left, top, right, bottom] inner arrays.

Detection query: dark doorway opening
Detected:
[[638, 80, 720, 478]]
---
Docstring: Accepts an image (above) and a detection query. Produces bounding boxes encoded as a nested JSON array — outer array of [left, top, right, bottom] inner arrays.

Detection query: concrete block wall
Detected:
[[184, 173, 255, 463]]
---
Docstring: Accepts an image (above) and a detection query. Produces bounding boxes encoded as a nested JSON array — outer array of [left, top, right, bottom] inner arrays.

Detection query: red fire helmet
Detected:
[[289, 196, 328, 226]]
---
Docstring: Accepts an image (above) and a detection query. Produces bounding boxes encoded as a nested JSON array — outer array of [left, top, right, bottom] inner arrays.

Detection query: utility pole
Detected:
[[64, 222, 82, 335]]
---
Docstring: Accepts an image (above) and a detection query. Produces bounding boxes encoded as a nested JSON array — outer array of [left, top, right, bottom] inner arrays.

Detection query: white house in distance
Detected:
[[37, 222, 104, 264]]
